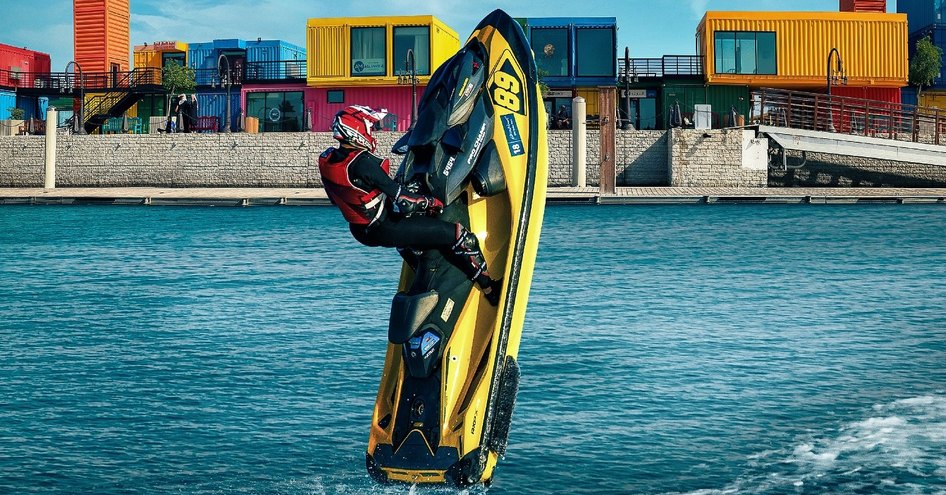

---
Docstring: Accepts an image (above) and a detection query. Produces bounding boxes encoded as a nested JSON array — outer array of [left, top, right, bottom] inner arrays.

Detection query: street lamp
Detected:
[[619, 46, 637, 130], [217, 53, 232, 133], [397, 48, 418, 130], [65, 61, 86, 134], [826, 47, 847, 132]]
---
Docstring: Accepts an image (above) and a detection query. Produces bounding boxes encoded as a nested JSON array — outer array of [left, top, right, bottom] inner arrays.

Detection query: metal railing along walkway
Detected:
[[751, 88, 946, 146]]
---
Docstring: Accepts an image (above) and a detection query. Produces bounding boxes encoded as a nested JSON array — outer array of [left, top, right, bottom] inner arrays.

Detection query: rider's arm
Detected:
[[349, 155, 401, 197], [349, 155, 443, 217]]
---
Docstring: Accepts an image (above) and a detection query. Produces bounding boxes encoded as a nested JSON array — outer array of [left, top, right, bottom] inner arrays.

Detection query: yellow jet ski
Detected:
[[365, 8, 548, 488]]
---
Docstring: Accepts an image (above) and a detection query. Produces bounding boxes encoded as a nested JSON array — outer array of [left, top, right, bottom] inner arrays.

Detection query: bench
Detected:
[[192, 116, 220, 133]]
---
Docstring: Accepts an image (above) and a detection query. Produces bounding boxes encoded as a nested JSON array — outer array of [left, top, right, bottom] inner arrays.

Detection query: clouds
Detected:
[[2, 0, 858, 68], [688, 0, 711, 18]]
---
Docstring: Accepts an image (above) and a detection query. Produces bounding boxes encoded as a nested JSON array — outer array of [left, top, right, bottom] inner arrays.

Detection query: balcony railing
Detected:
[[0, 68, 161, 91], [620, 55, 704, 79], [245, 60, 307, 81]]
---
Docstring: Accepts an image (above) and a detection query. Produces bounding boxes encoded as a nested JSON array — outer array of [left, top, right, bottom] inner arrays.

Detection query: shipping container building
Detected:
[[196, 90, 242, 132], [245, 39, 306, 81], [519, 17, 617, 88], [830, 86, 903, 103], [908, 23, 946, 89], [902, 86, 919, 105], [186, 38, 304, 86], [917, 90, 946, 108], [189, 39, 247, 86], [697, 11, 908, 90], [0, 89, 16, 120], [74, 0, 130, 77], [515, 17, 617, 127], [306, 15, 460, 87], [239, 83, 429, 133], [620, 78, 750, 130], [0, 43, 52, 89], [134, 41, 189, 71], [897, 0, 946, 35], [840, 0, 888, 12]]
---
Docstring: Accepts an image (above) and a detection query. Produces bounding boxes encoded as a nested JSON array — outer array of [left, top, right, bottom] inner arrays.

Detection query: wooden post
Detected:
[[912, 107, 919, 142], [936, 109, 941, 145], [599, 86, 616, 195]]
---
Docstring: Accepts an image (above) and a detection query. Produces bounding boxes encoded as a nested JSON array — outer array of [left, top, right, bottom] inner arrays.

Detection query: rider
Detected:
[[318, 105, 501, 305]]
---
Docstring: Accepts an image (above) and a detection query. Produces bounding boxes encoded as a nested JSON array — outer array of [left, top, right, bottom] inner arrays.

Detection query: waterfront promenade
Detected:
[[1, 186, 945, 205]]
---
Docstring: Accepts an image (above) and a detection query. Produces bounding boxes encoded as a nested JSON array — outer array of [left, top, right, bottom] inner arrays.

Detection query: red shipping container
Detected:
[[840, 0, 887, 12], [830, 86, 902, 104], [0, 43, 51, 88]]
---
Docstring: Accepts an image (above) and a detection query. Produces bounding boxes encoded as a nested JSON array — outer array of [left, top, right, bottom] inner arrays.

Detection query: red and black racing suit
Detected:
[[319, 145, 499, 303], [319, 146, 455, 249]]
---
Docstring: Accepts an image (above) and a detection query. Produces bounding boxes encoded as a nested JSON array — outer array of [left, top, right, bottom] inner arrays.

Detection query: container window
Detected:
[[714, 32, 736, 74], [532, 28, 569, 77], [351, 27, 386, 76], [736, 32, 756, 75], [393, 26, 430, 76], [576, 28, 615, 77], [162, 52, 185, 70], [246, 91, 304, 132], [327, 90, 344, 104], [756, 32, 777, 75], [714, 31, 776, 75]]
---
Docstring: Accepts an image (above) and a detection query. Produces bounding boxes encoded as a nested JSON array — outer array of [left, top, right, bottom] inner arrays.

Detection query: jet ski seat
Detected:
[[388, 291, 440, 344]]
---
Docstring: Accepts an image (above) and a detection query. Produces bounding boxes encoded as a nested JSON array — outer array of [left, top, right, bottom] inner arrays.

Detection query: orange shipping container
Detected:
[[74, 0, 130, 75], [697, 11, 907, 89]]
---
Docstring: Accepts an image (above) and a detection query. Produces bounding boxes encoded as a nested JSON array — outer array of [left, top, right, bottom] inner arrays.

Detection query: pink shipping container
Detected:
[[241, 83, 428, 132]]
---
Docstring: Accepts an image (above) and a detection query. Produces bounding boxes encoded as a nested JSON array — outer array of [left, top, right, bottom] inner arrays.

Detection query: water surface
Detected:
[[1, 205, 944, 494]]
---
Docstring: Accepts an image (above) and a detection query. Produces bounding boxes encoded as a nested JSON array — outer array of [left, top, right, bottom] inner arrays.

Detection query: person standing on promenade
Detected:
[[318, 105, 501, 305], [189, 95, 199, 132], [179, 94, 192, 133]]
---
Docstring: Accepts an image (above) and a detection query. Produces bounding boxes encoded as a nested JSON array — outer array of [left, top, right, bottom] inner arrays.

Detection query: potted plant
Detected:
[[2, 107, 26, 136]]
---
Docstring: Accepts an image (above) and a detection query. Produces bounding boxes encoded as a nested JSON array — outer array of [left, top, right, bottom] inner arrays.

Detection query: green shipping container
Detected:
[[661, 82, 750, 129], [134, 94, 167, 133]]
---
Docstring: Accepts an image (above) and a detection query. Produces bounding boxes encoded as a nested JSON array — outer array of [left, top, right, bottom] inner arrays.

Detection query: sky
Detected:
[[3, 0, 899, 70]]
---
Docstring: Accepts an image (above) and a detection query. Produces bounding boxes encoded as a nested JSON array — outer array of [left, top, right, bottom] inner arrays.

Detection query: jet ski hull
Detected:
[[367, 9, 547, 487]]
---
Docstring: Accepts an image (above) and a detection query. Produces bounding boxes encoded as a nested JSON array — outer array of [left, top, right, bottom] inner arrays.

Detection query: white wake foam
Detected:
[[674, 394, 946, 495]]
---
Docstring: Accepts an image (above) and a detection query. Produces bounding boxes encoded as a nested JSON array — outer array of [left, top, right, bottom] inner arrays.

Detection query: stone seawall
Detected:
[[0, 128, 942, 188], [770, 151, 946, 187]]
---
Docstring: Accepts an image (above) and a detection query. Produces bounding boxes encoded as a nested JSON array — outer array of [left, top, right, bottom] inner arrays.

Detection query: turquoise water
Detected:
[[1, 205, 945, 494]]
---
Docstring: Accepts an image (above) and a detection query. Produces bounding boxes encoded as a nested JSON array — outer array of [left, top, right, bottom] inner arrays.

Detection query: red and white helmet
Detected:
[[332, 105, 387, 152]]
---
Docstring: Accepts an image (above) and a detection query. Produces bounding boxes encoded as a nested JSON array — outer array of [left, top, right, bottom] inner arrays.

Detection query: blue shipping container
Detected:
[[196, 91, 242, 132], [246, 40, 305, 63], [14, 95, 49, 120], [902, 86, 919, 106], [519, 17, 618, 88], [0, 89, 15, 120], [909, 23, 946, 89], [246, 40, 305, 79], [898, 0, 946, 36], [189, 40, 249, 85]]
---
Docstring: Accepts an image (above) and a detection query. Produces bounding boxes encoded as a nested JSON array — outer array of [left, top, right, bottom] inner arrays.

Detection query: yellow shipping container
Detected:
[[697, 11, 907, 89], [133, 41, 188, 70], [306, 15, 460, 87], [576, 88, 600, 117], [920, 91, 946, 110]]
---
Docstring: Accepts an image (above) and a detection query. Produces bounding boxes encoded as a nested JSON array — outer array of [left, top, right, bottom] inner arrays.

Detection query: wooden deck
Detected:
[[1, 186, 945, 206]]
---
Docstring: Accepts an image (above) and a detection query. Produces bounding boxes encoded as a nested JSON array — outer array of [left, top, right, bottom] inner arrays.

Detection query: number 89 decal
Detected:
[[489, 58, 526, 116]]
